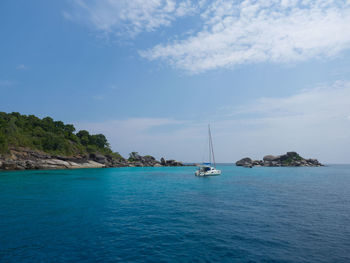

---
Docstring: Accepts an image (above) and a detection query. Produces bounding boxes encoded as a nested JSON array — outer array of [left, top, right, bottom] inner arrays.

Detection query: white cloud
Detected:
[[141, 0, 350, 73], [65, 0, 199, 37], [76, 81, 350, 164], [66, 0, 350, 72]]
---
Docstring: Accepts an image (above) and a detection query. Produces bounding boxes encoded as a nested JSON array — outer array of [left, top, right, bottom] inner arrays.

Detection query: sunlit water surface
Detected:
[[1, 165, 350, 262]]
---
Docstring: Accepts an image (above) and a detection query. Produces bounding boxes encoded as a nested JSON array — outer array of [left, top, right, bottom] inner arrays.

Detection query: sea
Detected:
[[0, 165, 349, 263]]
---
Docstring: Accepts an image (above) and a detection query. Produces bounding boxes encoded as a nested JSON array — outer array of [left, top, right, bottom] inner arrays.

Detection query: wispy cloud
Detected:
[[16, 64, 28, 70], [231, 80, 350, 118], [213, 80, 350, 163], [66, 1, 350, 73], [76, 80, 350, 163], [92, 94, 105, 101], [140, 0, 350, 73], [65, 0, 201, 37], [76, 118, 187, 159], [0, 80, 16, 87]]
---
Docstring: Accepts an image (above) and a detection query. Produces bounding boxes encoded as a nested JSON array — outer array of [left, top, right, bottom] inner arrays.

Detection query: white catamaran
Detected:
[[195, 125, 221, 176]]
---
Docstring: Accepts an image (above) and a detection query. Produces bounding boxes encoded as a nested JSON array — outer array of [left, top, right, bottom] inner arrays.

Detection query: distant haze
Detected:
[[77, 81, 350, 164]]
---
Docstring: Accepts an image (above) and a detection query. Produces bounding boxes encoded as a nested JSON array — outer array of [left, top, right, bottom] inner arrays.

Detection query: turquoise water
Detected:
[[1, 165, 350, 262]]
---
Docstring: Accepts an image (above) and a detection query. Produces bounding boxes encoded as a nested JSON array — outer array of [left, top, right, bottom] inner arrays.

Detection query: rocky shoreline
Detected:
[[0, 148, 187, 171], [236, 152, 323, 168]]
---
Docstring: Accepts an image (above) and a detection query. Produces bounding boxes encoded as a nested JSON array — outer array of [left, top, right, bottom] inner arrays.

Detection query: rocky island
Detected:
[[0, 148, 184, 170], [236, 152, 323, 168], [0, 112, 185, 171]]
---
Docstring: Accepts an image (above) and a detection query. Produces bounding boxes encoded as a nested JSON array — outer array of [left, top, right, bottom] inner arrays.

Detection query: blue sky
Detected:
[[1, 0, 350, 163]]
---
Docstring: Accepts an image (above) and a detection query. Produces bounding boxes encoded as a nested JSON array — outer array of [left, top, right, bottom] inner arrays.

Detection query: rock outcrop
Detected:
[[0, 112, 187, 171], [236, 152, 323, 167], [164, 159, 183, 167], [0, 148, 186, 171], [235, 157, 253, 168]]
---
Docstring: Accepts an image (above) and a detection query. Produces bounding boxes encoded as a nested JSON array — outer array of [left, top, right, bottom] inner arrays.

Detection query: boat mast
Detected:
[[208, 124, 212, 165], [208, 124, 216, 168]]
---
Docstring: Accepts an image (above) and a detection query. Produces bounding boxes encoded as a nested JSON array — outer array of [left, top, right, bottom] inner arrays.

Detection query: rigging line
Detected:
[[208, 124, 212, 164], [209, 124, 216, 168], [201, 127, 207, 164]]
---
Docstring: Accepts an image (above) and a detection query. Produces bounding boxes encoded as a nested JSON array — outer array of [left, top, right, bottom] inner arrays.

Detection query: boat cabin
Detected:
[[198, 165, 213, 172]]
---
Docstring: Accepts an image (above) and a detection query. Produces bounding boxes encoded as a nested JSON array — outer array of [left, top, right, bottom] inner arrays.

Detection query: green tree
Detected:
[[76, 130, 90, 146], [0, 111, 120, 158]]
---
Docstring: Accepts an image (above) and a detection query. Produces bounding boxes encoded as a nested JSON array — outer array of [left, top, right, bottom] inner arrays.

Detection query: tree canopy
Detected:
[[0, 112, 121, 158]]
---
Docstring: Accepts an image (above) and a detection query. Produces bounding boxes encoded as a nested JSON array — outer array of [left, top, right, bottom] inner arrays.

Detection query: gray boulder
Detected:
[[252, 160, 263, 166], [1, 160, 20, 170], [165, 159, 182, 166], [263, 155, 280, 162], [89, 153, 108, 164], [236, 157, 253, 167], [160, 157, 166, 165], [129, 152, 142, 161]]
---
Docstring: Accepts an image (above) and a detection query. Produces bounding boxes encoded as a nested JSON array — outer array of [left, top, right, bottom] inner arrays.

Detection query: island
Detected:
[[0, 112, 185, 170], [236, 152, 323, 167]]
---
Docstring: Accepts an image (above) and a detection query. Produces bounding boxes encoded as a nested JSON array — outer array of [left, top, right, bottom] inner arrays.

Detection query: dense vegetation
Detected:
[[281, 152, 303, 165], [0, 112, 122, 158]]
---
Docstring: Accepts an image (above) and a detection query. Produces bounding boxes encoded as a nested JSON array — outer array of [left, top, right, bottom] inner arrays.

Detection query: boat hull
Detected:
[[195, 170, 221, 176]]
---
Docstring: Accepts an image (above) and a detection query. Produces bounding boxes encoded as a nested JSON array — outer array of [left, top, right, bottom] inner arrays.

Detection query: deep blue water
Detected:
[[1, 165, 350, 262]]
